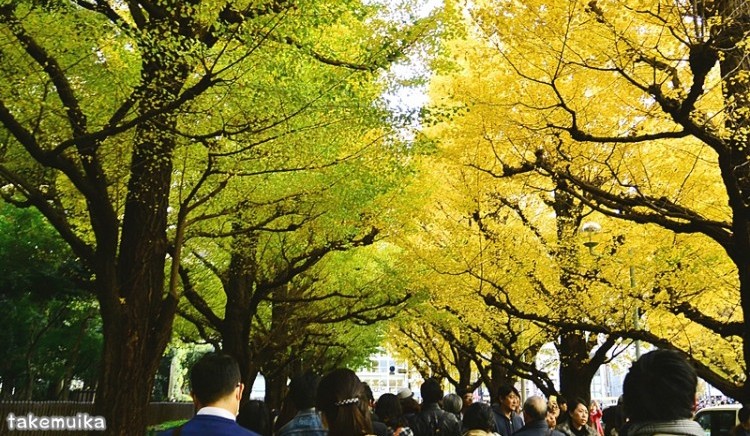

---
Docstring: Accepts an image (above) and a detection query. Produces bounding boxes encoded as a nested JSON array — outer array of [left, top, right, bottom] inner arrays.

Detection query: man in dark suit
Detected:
[[492, 384, 524, 436], [515, 396, 562, 436], [161, 353, 260, 436]]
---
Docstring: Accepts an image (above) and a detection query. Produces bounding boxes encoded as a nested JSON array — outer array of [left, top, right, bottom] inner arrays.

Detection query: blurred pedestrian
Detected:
[[376, 392, 414, 436]]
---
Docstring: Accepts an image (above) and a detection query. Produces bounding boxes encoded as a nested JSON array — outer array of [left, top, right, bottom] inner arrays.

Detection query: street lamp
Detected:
[[581, 221, 602, 255]]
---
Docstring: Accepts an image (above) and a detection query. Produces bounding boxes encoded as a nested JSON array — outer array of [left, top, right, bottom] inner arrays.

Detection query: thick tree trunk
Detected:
[[94, 160, 178, 434], [735, 255, 750, 402], [714, 0, 750, 402], [222, 231, 260, 395], [455, 350, 473, 392], [265, 369, 290, 412], [96, 320, 170, 434], [557, 332, 596, 405], [485, 352, 514, 403], [222, 313, 253, 391], [93, 46, 187, 432]]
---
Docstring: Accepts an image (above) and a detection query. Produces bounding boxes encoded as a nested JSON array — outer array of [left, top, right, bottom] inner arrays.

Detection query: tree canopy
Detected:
[[409, 0, 750, 400]]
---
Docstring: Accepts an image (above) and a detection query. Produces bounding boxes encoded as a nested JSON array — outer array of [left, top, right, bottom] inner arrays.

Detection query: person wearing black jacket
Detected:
[[516, 396, 564, 436], [410, 378, 461, 436], [492, 384, 524, 436]]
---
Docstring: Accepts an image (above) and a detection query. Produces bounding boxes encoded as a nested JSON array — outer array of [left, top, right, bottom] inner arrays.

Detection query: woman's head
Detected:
[[442, 393, 463, 415], [375, 393, 403, 428], [548, 399, 560, 418], [316, 368, 373, 436], [568, 398, 590, 429], [546, 410, 557, 429]]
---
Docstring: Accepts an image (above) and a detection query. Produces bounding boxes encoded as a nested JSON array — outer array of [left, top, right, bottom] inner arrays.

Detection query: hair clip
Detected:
[[334, 397, 360, 406]]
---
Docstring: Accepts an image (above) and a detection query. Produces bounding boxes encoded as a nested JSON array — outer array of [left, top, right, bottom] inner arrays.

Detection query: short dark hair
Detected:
[[498, 384, 520, 399], [375, 393, 405, 428], [557, 396, 568, 406], [567, 398, 589, 418], [463, 402, 495, 431], [420, 378, 443, 404], [400, 396, 421, 414], [190, 353, 241, 405], [288, 371, 320, 410], [623, 349, 697, 422]]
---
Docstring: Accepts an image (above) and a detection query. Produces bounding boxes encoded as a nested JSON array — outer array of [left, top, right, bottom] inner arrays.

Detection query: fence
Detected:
[[0, 401, 194, 435]]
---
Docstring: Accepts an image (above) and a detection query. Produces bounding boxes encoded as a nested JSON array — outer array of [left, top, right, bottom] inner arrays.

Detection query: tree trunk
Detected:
[[455, 350, 473, 392], [95, 322, 170, 434], [265, 368, 290, 412], [715, 0, 750, 400], [93, 46, 187, 433], [486, 352, 514, 403], [222, 230, 261, 395], [557, 331, 596, 405]]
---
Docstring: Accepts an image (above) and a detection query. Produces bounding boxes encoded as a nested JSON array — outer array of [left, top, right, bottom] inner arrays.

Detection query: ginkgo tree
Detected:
[[423, 0, 748, 400], [389, 139, 636, 402], [0, 0, 440, 432]]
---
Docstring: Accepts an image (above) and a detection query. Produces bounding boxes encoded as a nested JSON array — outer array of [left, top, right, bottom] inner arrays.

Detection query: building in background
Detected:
[[357, 353, 417, 399]]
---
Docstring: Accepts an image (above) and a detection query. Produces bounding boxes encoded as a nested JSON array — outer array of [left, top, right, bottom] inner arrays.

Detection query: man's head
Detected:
[[623, 349, 697, 422], [523, 396, 548, 424], [190, 353, 243, 412], [458, 386, 474, 409], [498, 384, 520, 413], [288, 371, 320, 410], [420, 378, 443, 404], [558, 396, 568, 413]]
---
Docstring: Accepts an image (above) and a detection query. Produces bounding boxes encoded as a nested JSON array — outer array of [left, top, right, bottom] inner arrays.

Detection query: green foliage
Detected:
[[146, 419, 188, 436], [0, 202, 100, 400]]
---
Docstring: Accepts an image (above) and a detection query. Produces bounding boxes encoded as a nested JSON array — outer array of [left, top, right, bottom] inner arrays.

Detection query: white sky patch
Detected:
[[379, 0, 445, 133]]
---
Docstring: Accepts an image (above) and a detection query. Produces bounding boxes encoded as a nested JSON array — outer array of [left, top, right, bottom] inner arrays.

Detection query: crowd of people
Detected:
[[160, 349, 721, 436]]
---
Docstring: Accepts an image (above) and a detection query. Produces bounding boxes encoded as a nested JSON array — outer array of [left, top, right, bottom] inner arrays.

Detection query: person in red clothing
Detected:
[[589, 401, 603, 436]]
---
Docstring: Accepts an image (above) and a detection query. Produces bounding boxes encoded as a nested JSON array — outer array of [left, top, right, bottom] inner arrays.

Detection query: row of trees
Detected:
[[3, 0, 750, 432], [387, 0, 750, 405], [0, 0, 442, 432]]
